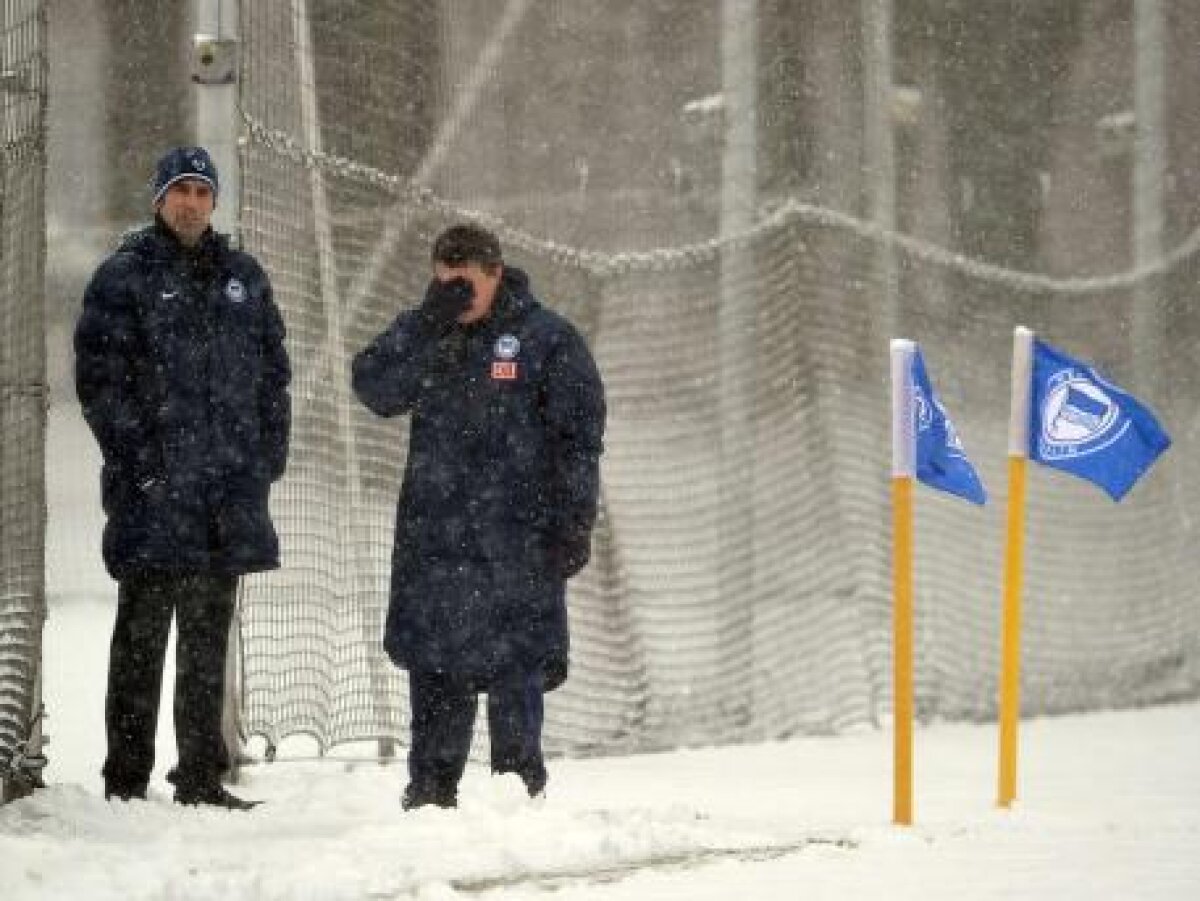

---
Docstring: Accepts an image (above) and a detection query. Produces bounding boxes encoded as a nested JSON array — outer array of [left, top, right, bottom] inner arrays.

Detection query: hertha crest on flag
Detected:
[[491, 361, 518, 380]]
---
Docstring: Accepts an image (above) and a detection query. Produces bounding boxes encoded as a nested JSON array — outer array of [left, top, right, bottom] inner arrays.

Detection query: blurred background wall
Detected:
[[33, 1, 1200, 752]]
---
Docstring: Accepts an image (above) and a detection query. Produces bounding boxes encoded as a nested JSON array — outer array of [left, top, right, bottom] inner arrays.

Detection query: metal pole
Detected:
[[194, 0, 240, 236], [890, 340, 915, 825], [862, 0, 897, 338], [291, 0, 339, 322], [1133, 0, 1165, 390], [193, 0, 245, 780], [718, 0, 756, 728], [998, 326, 1033, 809]]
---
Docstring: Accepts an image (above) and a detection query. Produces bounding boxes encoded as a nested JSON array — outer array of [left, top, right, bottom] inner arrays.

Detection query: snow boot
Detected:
[[104, 781, 147, 802], [173, 782, 260, 811], [401, 779, 457, 810]]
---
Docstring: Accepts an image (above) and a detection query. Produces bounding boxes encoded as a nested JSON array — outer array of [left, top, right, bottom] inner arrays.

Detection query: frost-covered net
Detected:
[[236, 1, 1200, 757], [0, 0, 46, 795]]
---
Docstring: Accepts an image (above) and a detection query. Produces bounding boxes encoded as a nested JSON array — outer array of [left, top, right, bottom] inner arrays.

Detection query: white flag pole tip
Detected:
[[891, 339, 917, 478], [1008, 327, 1034, 457]]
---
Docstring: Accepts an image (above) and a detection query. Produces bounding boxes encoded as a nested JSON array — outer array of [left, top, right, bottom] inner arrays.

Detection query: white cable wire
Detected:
[[242, 110, 1200, 289]]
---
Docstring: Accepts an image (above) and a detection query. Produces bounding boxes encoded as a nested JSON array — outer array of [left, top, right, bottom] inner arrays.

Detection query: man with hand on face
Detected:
[[75, 146, 291, 810], [352, 223, 605, 810]]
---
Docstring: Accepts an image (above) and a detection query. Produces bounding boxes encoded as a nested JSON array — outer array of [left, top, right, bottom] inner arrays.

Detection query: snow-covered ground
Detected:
[[3, 591, 1197, 900], [8, 409, 1198, 900]]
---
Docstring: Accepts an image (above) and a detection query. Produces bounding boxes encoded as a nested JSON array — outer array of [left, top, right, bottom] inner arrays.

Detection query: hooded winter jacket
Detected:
[[352, 267, 605, 684], [75, 219, 291, 579]]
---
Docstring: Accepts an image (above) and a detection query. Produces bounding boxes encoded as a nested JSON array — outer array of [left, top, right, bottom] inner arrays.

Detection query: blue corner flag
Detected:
[[911, 349, 987, 505], [1029, 338, 1170, 501]]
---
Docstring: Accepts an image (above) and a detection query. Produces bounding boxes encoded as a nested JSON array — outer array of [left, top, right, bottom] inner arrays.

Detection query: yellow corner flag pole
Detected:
[[890, 339, 916, 826], [998, 326, 1033, 808]]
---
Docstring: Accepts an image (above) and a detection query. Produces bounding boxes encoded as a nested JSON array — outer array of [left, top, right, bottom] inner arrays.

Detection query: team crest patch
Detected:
[[913, 385, 969, 458], [225, 278, 247, 303], [1038, 369, 1124, 459], [491, 361, 519, 380], [495, 334, 521, 359]]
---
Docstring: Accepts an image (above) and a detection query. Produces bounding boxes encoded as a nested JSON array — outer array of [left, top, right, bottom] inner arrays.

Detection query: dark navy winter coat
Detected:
[[352, 267, 605, 683], [75, 219, 291, 580]]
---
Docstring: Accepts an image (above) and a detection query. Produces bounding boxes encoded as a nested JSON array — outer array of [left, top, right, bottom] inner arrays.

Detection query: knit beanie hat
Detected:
[[152, 146, 218, 207]]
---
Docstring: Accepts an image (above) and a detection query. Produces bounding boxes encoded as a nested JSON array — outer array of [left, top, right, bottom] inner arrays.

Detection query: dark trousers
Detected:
[[408, 669, 546, 790], [102, 572, 237, 792]]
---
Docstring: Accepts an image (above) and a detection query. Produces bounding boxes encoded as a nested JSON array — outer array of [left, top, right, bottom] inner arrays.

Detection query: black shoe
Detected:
[[173, 783, 259, 811], [401, 780, 457, 811], [104, 783, 147, 802]]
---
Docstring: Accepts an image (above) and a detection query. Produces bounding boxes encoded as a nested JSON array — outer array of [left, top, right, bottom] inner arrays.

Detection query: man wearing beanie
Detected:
[[352, 223, 605, 810], [74, 146, 291, 810]]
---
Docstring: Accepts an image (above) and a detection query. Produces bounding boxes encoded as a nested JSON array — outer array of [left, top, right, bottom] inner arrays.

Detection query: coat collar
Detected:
[[118, 216, 228, 264], [485, 265, 535, 329]]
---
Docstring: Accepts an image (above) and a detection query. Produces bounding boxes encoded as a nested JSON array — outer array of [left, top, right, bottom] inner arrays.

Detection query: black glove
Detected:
[[417, 276, 473, 334], [542, 654, 569, 692]]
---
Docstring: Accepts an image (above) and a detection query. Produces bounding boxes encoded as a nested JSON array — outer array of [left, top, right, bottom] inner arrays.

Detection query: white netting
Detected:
[[0, 0, 47, 797], [236, 1, 1200, 757]]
